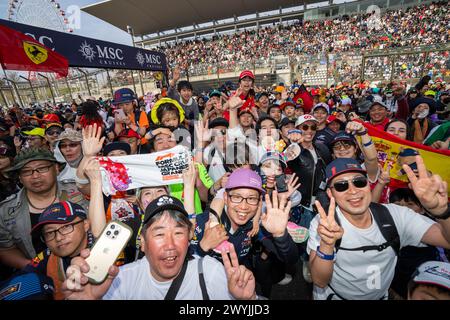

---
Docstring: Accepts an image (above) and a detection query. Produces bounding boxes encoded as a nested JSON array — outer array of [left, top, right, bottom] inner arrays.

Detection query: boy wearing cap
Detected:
[[367, 101, 390, 131], [408, 261, 450, 300], [24, 201, 91, 300], [112, 88, 149, 144], [62, 195, 259, 300], [21, 128, 48, 150], [308, 156, 450, 300]]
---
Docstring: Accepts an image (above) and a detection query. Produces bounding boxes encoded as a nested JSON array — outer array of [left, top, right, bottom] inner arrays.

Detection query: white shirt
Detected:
[[103, 255, 234, 300], [307, 203, 435, 300]]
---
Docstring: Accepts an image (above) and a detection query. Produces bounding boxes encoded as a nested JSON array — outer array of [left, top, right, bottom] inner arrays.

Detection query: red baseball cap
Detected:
[[239, 70, 255, 81], [117, 129, 140, 140]]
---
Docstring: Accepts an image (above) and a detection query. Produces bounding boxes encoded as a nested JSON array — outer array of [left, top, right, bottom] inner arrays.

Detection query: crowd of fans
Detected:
[[160, 1, 449, 80], [0, 63, 449, 300]]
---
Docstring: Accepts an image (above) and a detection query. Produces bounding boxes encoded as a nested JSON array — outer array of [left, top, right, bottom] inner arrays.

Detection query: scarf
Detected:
[[413, 118, 428, 144]]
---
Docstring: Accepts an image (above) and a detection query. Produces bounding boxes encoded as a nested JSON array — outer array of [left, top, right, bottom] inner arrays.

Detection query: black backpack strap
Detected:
[[134, 110, 141, 124], [334, 203, 400, 255], [198, 257, 210, 300], [164, 258, 189, 300], [369, 202, 400, 256]]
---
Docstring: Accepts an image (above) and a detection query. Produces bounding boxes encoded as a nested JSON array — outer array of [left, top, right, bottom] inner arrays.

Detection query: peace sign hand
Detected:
[[227, 89, 245, 110], [403, 155, 448, 216], [221, 244, 256, 300], [315, 198, 344, 247]]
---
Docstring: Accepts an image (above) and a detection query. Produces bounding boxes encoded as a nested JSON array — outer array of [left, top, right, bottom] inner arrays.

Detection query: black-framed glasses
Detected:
[[41, 220, 83, 242], [20, 164, 53, 177], [301, 124, 317, 131], [228, 193, 260, 205], [330, 176, 368, 192]]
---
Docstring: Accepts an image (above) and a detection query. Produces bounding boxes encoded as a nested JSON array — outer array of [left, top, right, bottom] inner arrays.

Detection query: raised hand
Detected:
[[83, 157, 102, 182], [82, 124, 105, 157], [227, 89, 245, 110], [279, 174, 301, 200], [261, 190, 291, 238], [345, 121, 366, 135], [221, 244, 256, 300], [315, 198, 344, 247], [194, 120, 211, 144], [403, 155, 448, 216], [172, 67, 181, 82], [199, 219, 229, 253], [287, 129, 304, 144], [182, 160, 197, 188], [247, 200, 262, 238], [377, 164, 391, 186], [62, 249, 119, 300], [281, 89, 289, 101]]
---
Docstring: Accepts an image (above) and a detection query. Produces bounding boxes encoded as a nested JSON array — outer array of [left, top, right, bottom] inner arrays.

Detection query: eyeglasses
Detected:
[[301, 124, 317, 131], [332, 141, 354, 151], [228, 193, 260, 205], [46, 130, 62, 136], [330, 176, 368, 192], [59, 142, 81, 149], [20, 164, 53, 177], [41, 220, 83, 242]]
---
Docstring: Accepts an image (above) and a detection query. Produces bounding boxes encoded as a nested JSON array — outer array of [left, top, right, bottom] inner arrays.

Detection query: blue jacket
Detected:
[[191, 209, 299, 269]]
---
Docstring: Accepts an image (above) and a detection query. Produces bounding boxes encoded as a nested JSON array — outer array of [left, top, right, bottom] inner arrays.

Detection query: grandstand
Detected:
[[82, 0, 449, 93]]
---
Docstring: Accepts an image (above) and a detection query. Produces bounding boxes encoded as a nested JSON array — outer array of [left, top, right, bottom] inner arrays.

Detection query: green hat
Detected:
[[209, 90, 222, 98], [6, 148, 59, 173], [22, 128, 45, 138]]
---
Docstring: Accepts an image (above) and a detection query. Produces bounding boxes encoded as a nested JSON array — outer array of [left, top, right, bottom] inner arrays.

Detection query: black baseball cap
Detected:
[[325, 158, 367, 184], [279, 117, 295, 128], [143, 196, 188, 226], [103, 142, 131, 156], [208, 117, 229, 129]]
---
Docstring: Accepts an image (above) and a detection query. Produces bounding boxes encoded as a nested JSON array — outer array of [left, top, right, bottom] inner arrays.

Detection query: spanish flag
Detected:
[[362, 122, 450, 196], [0, 24, 68, 77]]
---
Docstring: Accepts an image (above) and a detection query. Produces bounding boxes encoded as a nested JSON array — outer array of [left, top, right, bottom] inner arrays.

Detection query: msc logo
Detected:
[[23, 41, 48, 65], [79, 41, 124, 62]]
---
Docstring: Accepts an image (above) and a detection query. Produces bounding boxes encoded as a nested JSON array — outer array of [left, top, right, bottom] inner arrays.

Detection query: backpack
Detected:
[[334, 202, 400, 256]]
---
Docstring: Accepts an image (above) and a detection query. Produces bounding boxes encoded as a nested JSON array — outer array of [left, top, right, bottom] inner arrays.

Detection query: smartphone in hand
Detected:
[[85, 221, 132, 284]]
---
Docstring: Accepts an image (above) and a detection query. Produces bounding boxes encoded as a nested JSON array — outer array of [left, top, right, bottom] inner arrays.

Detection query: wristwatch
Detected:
[[433, 205, 450, 220]]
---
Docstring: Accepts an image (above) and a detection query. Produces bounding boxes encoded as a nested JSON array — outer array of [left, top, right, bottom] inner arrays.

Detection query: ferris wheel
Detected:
[[7, 0, 74, 33]]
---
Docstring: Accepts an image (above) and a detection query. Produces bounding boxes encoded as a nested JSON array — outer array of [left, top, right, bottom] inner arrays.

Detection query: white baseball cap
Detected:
[[411, 261, 450, 291], [295, 114, 318, 127]]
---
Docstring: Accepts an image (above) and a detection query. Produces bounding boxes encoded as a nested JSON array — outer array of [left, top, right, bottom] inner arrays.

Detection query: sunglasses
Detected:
[[330, 175, 368, 192], [46, 130, 62, 136], [59, 142, 80, 149], [301, 124, 317, 131]]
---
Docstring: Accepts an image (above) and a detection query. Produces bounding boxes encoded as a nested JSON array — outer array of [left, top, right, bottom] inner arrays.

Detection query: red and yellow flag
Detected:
[[0, 24, 68, 77], [362, 122, 450, 196]]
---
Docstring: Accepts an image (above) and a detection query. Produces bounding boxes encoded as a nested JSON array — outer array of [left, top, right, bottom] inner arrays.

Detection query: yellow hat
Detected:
[[150, 98, 185, 125], [22, 127, 45, 138]]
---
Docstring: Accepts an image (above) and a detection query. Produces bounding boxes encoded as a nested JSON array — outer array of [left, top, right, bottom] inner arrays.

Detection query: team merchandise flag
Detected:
[[292, 84, 314, 113], [0, 24, 68, 77], [362, 122, 450, 197], [97, 145, 191, 196]]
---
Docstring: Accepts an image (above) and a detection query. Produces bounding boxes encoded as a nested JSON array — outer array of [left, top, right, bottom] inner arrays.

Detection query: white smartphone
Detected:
[[85, 221, 132, 284]]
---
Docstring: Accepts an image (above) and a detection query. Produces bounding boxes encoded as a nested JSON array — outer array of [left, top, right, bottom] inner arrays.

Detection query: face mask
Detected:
[[417, 109, 429, 119]]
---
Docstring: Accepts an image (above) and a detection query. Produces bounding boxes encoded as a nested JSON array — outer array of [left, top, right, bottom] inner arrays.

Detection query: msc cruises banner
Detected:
[[0, 19, 167, 72]]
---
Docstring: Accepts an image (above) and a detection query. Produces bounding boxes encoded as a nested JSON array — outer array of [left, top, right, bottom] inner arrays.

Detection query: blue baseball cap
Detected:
[[31, 201, 87, 236], [112, 88, 136, 105], [329, 132, 357, 147], [325, 158, 367, 184]]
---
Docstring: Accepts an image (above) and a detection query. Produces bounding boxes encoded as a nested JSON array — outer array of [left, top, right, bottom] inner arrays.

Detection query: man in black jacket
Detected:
[[285, 114, 332, 282]]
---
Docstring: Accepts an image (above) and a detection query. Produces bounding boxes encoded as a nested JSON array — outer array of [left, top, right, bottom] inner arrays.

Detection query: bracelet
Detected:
[[431, 205, 450, 220], [316, 246, 336, 261], [188, 213, 196, 220], [363, 140, 373, 147], [75, 175, 89, 185], [355, 130, 368, 136]]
